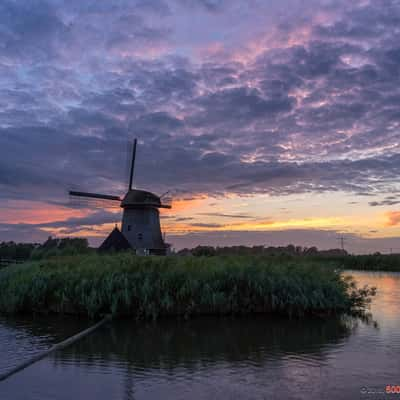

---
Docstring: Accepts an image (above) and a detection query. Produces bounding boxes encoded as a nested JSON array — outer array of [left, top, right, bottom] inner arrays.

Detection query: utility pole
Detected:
[[337, 236, 346, 252]]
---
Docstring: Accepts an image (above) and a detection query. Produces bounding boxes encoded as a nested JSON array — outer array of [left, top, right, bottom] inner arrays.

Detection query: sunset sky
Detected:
[[1, 0, 400, 253]]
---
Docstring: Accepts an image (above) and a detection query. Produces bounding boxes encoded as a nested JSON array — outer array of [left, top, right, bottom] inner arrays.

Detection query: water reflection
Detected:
[[0, 315, 90, 374], [59, 316, 354, 370], [43, 316, 356, 400]]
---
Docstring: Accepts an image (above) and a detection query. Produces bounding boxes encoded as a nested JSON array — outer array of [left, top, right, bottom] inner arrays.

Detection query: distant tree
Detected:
[[191, 246, 216, 257], [303, 246, 318, 255], [30, 237, 91, 260], [295, 246, 303, 254], [0, 241, 36, 261], [177, 248, 193, 256], [286, 244, 296, 255]]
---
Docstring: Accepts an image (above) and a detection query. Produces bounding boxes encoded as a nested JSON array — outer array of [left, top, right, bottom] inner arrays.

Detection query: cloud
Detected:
[[174, 217, 194, 221], [177, 0, 226, 12], [369, 196, 400, 207], [34, 210, 119, 229], [197, 212, 254, 219], [1, 1, 400, 195], [1, 0, 400, 246], [189, 222, 224, 228], [0, 224, 49, 244], [386, 211, 400, 227], [190, 86, 295, 127], [0, 0, 68, 62], [0, 210, 119, 240]]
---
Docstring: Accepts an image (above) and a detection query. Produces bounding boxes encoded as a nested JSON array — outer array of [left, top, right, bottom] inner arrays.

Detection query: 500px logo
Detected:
[[361, 386, 400, 395], [360, 387, 385, 395], [386, 386, 400, 394]]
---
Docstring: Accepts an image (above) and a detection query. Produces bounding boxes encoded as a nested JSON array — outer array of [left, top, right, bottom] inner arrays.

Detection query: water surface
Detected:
[[0, 315, 91, 375], [0, 271, 399, 400]]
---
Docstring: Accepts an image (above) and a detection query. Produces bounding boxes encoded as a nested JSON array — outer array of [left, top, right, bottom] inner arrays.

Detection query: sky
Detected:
[[1, 0, 400, 253]]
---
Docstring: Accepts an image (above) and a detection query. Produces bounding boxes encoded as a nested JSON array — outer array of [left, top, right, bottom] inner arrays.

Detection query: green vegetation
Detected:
[[178, 244, 347, 257], [317, 254, 400, 272], [0, 237, 92, 266], [30, 237, 93, 260], [0, 253, 375, 319], [0, 242, 36, 262], [179, 246, 400, 272], [3, 241, 399, 272]]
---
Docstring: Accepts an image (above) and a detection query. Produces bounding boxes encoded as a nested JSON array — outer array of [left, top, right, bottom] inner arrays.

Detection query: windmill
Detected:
[[69, 139, 172, 255]]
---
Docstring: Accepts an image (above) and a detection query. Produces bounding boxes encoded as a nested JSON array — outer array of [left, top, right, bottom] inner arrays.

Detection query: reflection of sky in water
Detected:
[[0, 271, 399, 400]]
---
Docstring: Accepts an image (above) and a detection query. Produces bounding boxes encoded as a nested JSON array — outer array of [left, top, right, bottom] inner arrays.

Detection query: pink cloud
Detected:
[[385, 211, 400, 226]]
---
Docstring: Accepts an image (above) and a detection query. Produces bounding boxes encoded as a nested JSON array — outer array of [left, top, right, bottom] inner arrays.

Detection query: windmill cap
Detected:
[[121, 189, 162, 208]]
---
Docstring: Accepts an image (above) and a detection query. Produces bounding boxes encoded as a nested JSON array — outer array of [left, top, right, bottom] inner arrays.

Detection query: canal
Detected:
[[0, 271, 399, 399]]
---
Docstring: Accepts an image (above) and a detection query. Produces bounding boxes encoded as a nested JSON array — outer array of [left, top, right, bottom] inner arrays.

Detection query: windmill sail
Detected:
[[128, 138, 137, 190], [69, 191, 121, 201]]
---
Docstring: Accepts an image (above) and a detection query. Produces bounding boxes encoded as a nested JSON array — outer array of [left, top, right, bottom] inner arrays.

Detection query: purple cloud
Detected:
[[1, 0, 400, 248]]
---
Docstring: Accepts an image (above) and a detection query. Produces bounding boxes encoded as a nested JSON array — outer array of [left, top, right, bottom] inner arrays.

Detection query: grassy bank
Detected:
[[0, 254, 375, 319], [328, 254, 400, 272]]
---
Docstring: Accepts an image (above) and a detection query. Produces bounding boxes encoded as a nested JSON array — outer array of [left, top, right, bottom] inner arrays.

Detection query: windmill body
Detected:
[[120, 189, 168, 254], [70, 139, 171, 255]]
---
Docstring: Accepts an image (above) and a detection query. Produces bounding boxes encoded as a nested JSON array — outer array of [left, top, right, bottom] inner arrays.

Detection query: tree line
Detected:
[[0, 237, 91, 262], [1, 240, 348, 261], [176, 245, 348, 257]]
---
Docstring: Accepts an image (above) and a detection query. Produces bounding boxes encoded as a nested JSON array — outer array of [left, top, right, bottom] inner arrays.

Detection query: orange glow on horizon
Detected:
[[2, 193, 400, 246], [0, 200, 90, 224]]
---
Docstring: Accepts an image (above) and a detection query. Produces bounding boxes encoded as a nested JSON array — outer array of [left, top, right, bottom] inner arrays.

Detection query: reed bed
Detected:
[[335, 254, 400, 272], [0, 253, 375, 319]]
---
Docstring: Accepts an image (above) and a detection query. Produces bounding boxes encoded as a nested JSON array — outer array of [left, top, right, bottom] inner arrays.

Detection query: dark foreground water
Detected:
[[0, 271, 399, 400]]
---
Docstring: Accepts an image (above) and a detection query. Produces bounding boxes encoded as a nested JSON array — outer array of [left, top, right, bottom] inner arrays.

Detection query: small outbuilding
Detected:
[[98, 227, 132, 252]]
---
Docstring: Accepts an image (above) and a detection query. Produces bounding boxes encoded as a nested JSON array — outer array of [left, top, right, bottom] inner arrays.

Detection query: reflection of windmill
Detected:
[[70, 139, 172, 255]]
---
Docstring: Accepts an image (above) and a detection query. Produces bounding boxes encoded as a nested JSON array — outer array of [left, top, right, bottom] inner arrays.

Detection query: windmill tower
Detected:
[[70, 139, 171, 255]]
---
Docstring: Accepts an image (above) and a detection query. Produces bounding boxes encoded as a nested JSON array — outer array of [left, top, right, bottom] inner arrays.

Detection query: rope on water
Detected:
[[0, 314, 112, 383]]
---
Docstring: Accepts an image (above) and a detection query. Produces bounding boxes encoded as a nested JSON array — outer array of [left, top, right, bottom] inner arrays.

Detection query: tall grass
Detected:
[[0, 253, 375, 319], [335, 254, 400, 272]]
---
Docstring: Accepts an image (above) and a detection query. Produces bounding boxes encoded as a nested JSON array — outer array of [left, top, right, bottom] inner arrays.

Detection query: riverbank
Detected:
[[327, 254, 400, 272], [0, 254, 375, 319]]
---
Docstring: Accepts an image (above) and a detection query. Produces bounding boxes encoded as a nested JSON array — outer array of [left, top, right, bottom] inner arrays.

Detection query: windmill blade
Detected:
[[128, 138, 137, 190], [68, 191, 121, 210], [160, 195, 172, 209], [68, 196, 122, 209], [160, 190, 170, 199], [159, 189, 176, 209], [69, 191, 121, 201]]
